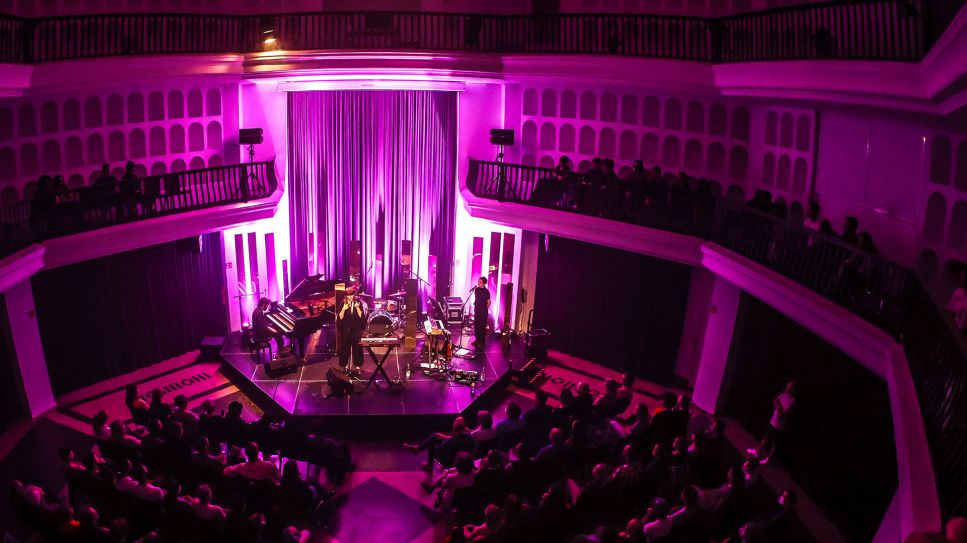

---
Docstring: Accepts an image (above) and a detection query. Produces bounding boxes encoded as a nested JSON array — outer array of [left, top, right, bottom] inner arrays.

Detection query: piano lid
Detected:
[[284, 275, 360, 311]]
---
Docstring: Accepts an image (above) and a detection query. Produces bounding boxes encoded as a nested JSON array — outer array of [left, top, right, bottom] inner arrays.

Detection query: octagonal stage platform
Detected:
[[219, 329, 521, 430]]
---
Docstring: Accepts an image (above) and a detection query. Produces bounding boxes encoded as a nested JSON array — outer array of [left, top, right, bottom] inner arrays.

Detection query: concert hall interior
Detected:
[[1, 1, 967, 542]]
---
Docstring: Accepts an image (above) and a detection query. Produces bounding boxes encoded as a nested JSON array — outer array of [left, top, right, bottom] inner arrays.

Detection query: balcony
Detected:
[[464, 157, 965, 522], [0, 160, 279, 278], [0, 3, 934, 65]]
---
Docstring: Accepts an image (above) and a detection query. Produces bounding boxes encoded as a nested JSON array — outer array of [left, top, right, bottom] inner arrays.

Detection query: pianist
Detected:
[[252, 298, 286, 355]]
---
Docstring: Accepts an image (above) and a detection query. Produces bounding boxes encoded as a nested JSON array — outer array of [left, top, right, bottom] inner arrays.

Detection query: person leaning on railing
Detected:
[[118, 161, 141, 221], [93, 163, 118, 222]]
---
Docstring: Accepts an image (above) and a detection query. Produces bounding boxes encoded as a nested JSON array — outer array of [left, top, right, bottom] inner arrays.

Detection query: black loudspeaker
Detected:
[[525, 329, 550, 361], [199, 336, 225, 361], [490, 128, 515, 146], [400, 240, 412, 282], [348, 240, 362, 284], [239, 128, 264, 145], [326, 368, 353, 397], [265, 352, 301, 377]]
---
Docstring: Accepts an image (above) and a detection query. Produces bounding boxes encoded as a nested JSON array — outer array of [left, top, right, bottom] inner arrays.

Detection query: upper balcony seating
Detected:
[[0, 160, 277, 261], [465, 156, 967, 523], [0, 3, 934, 64]]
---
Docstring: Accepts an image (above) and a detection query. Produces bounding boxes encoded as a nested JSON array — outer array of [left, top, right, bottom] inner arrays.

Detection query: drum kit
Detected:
[[357, 290, 407, 336]]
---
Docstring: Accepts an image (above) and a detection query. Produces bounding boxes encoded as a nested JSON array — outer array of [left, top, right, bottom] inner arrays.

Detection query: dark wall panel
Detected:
[[32, 234, 227, 396], [0, 295, 30, 433], [533, 235, 690, 384], [720, 293, 896, 543]]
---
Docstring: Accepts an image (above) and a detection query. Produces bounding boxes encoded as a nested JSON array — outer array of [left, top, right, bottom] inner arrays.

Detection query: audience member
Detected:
[[223, 442, 281, 484], [948, 268, 967, 332], [841, 216, 859, 245], [404, 416, 473, 471]]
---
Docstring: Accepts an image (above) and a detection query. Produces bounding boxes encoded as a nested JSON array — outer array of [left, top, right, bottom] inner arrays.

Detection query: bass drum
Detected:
[[367, 309, 396, 337]]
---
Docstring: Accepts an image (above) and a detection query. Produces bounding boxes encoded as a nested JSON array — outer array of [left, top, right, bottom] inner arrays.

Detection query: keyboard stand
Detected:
[[362, 343, 400, 391]]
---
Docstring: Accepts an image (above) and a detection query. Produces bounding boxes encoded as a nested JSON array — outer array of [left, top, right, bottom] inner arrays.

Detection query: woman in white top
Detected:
[[471, 411, 498, 444]]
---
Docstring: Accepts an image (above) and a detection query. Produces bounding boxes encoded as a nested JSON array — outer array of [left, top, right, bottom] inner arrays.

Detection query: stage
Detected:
[[219, 326, 520, 426]]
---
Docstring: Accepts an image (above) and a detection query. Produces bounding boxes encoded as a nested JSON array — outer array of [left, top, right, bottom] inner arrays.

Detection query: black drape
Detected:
[[32, 234, 227, 396], [0, 294, 29, 433], [533, 235, 691, 384], [287, 90, 457, 298], [720, 293, 896, 543]]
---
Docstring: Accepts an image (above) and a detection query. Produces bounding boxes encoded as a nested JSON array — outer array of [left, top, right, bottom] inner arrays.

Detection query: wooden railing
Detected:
[[466, 158, 967, 520], [0, 2, 935, 64], [0, 160, 277, 260]]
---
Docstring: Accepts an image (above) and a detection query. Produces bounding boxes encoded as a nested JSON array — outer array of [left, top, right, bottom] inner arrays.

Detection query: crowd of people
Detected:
[[7, 385, 352, 543], [403, 377, 805, 543], [522, 155, 897, 322], [25, 162, 179, 238], [530, 155, 877, 259]]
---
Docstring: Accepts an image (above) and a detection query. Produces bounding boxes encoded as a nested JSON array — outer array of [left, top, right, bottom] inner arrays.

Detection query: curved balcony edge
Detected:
[[459, 163, 942, 537]]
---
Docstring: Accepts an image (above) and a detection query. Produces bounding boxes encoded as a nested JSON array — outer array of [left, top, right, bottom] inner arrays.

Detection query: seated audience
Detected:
[[404, 416, 473, 470], [223, 442, 281, 484], [178, 484, 227, 521], [421, 451, 476, 508]]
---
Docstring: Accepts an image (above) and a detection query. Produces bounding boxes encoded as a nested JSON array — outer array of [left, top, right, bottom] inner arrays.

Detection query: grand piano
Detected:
[[264, 275, 358, 358]]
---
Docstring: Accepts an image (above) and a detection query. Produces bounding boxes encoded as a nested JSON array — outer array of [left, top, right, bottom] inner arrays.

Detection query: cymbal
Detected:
[[387, 290, 406, 298]]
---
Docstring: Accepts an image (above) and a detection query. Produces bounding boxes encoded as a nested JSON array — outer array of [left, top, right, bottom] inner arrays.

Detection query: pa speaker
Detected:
[[489, 128, 515, 146], [239, 128, 264, 145], [326, 368, 353, 397], [265, 352, 301, 377]]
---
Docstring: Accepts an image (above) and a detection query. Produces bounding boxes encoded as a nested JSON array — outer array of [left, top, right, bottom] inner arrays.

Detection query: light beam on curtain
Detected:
[[287, 90, 457, 299]]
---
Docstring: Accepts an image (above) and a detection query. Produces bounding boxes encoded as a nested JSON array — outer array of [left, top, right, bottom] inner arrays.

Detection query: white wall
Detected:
[[814, 111, 929, 266]]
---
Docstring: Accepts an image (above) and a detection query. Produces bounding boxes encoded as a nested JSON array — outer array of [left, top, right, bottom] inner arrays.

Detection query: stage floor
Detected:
[[219, 328, 521, 419]]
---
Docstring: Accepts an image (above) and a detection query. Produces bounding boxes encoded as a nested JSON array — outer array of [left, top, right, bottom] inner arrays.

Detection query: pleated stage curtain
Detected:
[[287, 90, 457, 298]]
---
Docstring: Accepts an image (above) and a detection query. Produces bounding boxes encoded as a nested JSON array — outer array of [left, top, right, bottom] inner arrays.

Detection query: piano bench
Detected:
[[250, 338, 273, 363]]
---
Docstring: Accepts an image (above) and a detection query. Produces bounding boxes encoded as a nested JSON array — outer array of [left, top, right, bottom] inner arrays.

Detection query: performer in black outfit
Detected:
[[252, 298, 285, 354], [338, 292, 367, 373], [471, 277, 491, 348]]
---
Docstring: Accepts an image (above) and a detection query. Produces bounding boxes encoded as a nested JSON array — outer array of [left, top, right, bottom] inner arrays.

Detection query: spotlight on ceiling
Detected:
[[260, 17, 280, 52]]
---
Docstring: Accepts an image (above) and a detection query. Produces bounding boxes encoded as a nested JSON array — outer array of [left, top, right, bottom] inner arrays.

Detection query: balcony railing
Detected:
[[0, 160, 277, 261], [466, 158, 967, 520], [0, 2, 929, 64]]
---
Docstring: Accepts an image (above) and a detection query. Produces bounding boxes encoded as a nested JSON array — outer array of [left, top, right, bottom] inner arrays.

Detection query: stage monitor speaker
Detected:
[[489, 128, 515, 146], [239, 128, 264, 145], [326, 368, 353, 397], [348, 240, 362, 284], [265, 352, 301, 377], [404, 278, 418, 347]]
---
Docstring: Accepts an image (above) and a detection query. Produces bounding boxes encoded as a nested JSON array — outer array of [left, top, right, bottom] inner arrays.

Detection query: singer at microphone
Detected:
[[470, 277, 491, 348], [338, 292, 367, 373]]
